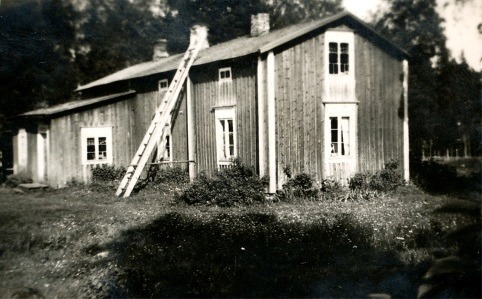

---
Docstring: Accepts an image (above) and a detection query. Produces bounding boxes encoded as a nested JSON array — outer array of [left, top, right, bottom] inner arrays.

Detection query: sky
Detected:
[[343, 0, 482, 71]]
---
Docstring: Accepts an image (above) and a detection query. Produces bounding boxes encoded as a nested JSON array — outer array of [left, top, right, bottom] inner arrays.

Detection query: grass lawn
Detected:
[[0, 184, 477, 298]]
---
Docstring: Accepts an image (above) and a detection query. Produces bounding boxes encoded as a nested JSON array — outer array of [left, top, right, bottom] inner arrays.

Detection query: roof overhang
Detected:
[[18, 90, 136, 119]]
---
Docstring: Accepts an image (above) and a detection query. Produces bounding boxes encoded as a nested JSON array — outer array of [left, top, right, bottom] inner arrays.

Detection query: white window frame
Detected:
[[324, 104, 357, 161], [158, 79, 168, 92], [81, 127, 113, 165], [325, 31, 355, 78], [214, 107, 237, 168], [218, 67, 232, 83]]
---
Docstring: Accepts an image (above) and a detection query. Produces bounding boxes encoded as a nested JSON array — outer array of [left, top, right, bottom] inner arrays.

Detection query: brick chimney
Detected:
[[251, 13, 270, 37], [152, 39, 169, 61], [189, 25, 209, 50]]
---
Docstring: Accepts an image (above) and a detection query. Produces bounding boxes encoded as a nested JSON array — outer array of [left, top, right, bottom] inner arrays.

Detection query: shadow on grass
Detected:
[[103, 212, 426, 298]]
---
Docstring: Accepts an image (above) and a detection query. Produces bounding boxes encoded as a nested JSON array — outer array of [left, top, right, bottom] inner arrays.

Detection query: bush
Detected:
[[147, 165, 190, 185], [349, 160, 403, 193], [92, 165, 126, 183], [4, 173, 33, 187], [179, 159, 268, 206], [276, 172, 320, 201]]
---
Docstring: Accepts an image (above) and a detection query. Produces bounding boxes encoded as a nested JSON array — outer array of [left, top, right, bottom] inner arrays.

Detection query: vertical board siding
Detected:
[[47, 90, 188, 188], [355, 35, 404, 174], [191, 62, 257, 175], [274, 34, 325, 185]]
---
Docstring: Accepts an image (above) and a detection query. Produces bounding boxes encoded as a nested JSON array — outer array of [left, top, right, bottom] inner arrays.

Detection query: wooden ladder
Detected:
[[116, 35, 203, 198]]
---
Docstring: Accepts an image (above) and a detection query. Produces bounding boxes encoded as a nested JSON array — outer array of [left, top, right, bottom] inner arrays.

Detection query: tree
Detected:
[[269, 0, 343, 29], [68, 0, 166, 85], [374, 0, 448, 159], [0, 0, 77, 130]]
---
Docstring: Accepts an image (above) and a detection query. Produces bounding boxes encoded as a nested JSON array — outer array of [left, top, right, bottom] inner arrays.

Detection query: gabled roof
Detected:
[[76, 11, 409, 92], [20, 90, 135, 118]]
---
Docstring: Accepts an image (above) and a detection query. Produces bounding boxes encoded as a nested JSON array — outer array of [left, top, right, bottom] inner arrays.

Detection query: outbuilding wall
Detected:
[[43, 90, 187, 188]]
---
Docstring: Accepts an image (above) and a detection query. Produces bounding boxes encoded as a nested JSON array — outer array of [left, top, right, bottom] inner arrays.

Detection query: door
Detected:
[[37, 125, 48, 181], [324, 103, 357, 184]]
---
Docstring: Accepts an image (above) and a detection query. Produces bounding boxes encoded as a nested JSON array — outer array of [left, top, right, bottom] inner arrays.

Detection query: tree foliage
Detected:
[[0, 0, 77, 130], [374, 0, 481, 158]]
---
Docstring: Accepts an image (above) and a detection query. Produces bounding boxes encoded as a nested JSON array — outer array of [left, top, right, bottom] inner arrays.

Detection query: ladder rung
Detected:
[[117, 36, 202, 198]]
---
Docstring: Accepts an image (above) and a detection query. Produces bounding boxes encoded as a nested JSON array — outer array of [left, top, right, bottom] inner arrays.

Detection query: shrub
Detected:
[[146, 165, 190, 185], [276, 172, 320, 201], [348, 160, 403, 193], [4, 173, 32, 187], [92, 165, 126, 183], [348, 172, 372, 191], [179, 159, 268, 206]]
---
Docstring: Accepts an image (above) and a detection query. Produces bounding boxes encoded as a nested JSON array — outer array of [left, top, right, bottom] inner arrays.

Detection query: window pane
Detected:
[[340, 54, 349, 73], [340, 43, 348, 53], [87, 138, 95, 160], [329, 42, 338, 53], [341, 117, 350, 155], [227, 119, 233, 132], [220, 120, 227, 159], [165, 135, 170, 158], [331, 143, 338, 155], [330, 117, 338, 155], [330, 117, 338, 129], [98, 137, 106, 160], [221, 119, 226, 133], [329, 43, 338, 74], [329, 52, 338, 63]]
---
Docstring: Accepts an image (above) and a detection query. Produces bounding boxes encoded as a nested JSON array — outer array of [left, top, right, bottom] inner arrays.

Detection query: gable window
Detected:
[[329, 42, 349, 74], [325, 31, 354, 78], [158, 79, 168, 91], [219, 67, 232, 82], [215, 107, 236, 168], [81, 127, 113, 165]]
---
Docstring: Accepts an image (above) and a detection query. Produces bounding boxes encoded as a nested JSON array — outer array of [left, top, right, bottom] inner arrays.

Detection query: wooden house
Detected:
[[13, 11, 410, 192]]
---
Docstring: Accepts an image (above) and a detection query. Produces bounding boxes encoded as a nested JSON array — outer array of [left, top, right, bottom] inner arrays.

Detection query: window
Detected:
[[219, 67, 232, 82], [215, 107, 236, 168], [81, 127, 112, 165], [329, 42, 349, 74], [330, 116, 350, 156], [158, 79, 168, 91], [164, 135, 171, 160], [325, 31, 354, 77]]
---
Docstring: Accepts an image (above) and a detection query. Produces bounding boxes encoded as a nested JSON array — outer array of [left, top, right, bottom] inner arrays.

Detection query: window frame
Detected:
[[218, 67, 232, 83], [81, 127, 113, 165], [329, 116, 351, 157], [214, 106, 237, 168], [325, 31, 355, 77], [158, 79, 169, 92], [324, 103, 357, 162]]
